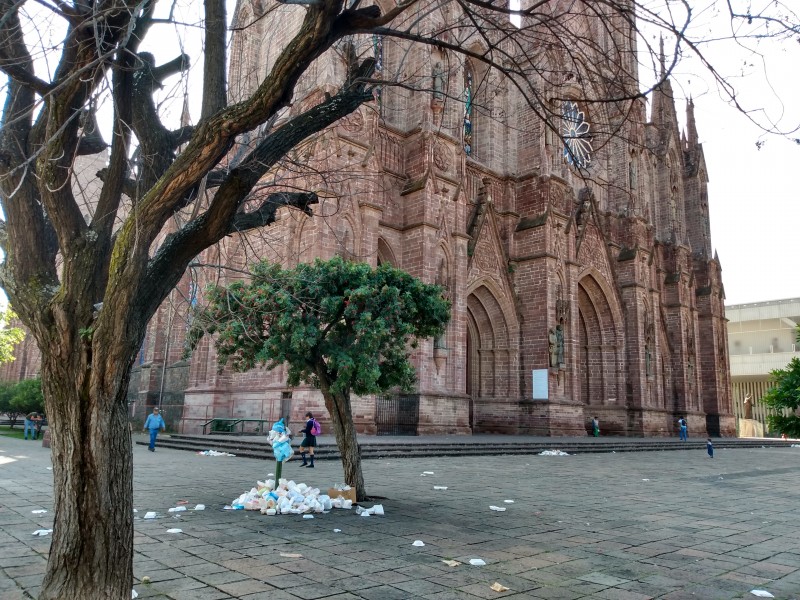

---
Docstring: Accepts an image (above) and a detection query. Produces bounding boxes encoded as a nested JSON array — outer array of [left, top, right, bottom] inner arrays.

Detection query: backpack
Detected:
[[310, 418, 322, 436]]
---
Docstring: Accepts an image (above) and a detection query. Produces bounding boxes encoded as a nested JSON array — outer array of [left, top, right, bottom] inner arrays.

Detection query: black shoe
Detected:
[[149, 447, 155, 452], [306, 464, 314, 468]]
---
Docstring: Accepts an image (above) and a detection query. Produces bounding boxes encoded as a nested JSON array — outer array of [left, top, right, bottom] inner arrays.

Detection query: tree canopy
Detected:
[[194, 257, 450, 394], [190, 257, 450, 498], [0, 308, 24, 364], [761, 356, 800, 438]]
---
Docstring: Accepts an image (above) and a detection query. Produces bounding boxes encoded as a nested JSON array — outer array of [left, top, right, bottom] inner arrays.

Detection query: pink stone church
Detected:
[[1, 2, 734, 437]]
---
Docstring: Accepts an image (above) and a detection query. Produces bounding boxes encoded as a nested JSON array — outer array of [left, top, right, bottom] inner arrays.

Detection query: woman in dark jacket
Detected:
[[299, 412, 317, 468]]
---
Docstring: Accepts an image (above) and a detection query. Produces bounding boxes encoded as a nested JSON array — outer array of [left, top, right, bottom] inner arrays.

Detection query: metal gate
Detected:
[[375, 394, 420, 436]]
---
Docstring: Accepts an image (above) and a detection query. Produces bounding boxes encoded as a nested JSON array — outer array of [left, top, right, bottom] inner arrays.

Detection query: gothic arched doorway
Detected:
[[576, 273, 623, 412], [466, 283, 518, 432]]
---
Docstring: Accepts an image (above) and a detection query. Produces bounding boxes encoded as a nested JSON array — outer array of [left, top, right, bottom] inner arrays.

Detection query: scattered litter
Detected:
[[168, 506, 187, 513], [31, 509, 47, 514], [642, 479, 650, 482], [356, 504, 385, 516], [412, 540, 425, 547], [489, 506, 507, 512], [504, 500, 514, 504], [791, 444, 800, 448], [469, 558, 487, 566], [750, 591, 775, 598], [280, 552, 303, 558], [133, 509, 138, 513], [442, 559, 461, 567], [32, 529, 53, 536], [166, 528, 182, 534], [131, 590, 138, 599], [197, 450, 236, 457], [230, 479, 346, 514], [302, 514, 314, 519], [539, 450, 570, 456], [46, 467, 52, 470], [141, 576, 151, 584], [490, 582, 510, 592], [421, 471, 435, 476], [193, 504, 205, 511], [223, 505, 234, 510], [176, 500, 189, 505], [143, 512, 157, 519], [433, 486, 448, 490], [333, 529, 342, 533]]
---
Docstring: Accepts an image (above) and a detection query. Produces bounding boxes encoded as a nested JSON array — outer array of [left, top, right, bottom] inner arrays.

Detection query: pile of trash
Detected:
[[539, 449, 570, 456], [197, 450, 236, 457], [229, 479, 352, 515]]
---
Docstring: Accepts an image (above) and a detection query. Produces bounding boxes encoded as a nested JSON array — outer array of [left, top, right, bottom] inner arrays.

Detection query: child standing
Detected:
[[706, 438, 714, 458]]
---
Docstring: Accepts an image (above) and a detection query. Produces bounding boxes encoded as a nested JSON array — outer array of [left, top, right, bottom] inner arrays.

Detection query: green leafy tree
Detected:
[[190, 257, 450, 500], [11, 376, 45, 415], [0, 308, 24, 364], [761, 357, 800, 437], [0, 380, 19, 427]]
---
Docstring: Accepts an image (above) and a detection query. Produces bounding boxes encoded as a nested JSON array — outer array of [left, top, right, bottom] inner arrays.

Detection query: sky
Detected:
[[667, 14, 800, 306]]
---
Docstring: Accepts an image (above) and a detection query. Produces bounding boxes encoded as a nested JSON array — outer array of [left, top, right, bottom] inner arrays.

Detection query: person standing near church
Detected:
[[706, 438, 714, 458], [678, 416, 688, 441], [143, 407, 166, 452], [23, 412, 37, 440], [299, 412, 318, 468], [592, 416, 600, 437]]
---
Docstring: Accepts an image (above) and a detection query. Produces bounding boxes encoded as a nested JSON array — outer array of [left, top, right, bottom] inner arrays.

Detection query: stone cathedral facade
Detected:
[[122, 2, 734, 437]]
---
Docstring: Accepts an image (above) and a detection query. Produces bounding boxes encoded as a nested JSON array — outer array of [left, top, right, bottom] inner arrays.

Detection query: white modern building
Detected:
[[727, 298, 800, 433]]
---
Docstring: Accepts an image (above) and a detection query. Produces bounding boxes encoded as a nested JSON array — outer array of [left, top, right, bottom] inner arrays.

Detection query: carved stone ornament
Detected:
[[340, 109, 364, 132], [433, 140, 451, 171]]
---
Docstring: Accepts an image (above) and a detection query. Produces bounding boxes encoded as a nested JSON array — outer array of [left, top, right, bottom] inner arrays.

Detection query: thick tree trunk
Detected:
[[321, 387, 366, 501], [37, 347, 135, 599]]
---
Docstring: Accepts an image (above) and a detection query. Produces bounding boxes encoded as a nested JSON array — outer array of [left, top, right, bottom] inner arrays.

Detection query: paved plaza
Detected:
[[1, 435, 799, 600]]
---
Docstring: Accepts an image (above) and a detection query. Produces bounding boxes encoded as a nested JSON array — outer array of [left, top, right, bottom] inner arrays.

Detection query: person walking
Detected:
[[299, 412, 319, 468], [143, 407, 166, 452], [23, 412, 37, 440], [706, 438, 714, 458], [678, 416, 688, 441], [592, 416, 600, 437]]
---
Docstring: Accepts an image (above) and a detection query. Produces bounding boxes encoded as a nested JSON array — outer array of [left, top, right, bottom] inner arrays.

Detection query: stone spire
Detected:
[[686, 97, 698, 147]]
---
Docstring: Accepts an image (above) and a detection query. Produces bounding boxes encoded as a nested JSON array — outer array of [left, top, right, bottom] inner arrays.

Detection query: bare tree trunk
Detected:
[[37, 336, 135, 599], [319, 384, 366, 501]]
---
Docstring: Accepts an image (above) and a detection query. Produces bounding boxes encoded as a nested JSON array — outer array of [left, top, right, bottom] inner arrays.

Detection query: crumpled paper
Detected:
[[539, 449, 570, 456], [750, 591, 775, 598], [166, 528, 182, 534], [489, 506, 506, 512], [442, 559, 461, 567], [197, 450, 236, 456], [469, 558, 487, 566], [412, 540, 425, 547], [490, 582, 510, 592], [32, 529, 53, 536]]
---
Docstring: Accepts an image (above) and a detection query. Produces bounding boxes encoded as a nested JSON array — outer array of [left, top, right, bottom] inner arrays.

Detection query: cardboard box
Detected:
[[327, 487, 357, 504]]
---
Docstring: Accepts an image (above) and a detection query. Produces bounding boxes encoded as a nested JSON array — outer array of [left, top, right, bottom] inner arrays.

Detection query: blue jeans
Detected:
[[148, 428, 160, 450], [24, 419, 35, 440], [679, 426, 687, 441]]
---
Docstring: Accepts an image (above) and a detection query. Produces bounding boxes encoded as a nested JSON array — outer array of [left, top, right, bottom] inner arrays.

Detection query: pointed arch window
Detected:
[[463, 63, 474, 156]]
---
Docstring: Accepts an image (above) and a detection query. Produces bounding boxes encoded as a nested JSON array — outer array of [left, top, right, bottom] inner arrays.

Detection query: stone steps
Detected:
[[136, 434, 793, 461]]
